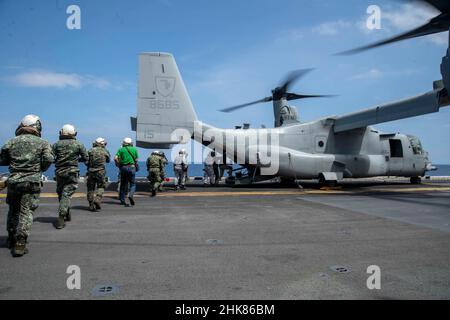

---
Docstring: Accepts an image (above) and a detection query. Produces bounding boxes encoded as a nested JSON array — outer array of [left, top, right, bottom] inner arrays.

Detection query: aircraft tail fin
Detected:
[[135, 52, 198, 149]]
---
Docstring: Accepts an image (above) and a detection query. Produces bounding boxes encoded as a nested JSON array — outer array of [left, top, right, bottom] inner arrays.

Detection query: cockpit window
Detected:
[[408, 136, 423, 155]]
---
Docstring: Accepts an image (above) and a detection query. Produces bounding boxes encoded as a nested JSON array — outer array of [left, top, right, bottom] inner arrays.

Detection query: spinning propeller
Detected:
[[219, 69, 335, 113], [337, 0, 450, 55]]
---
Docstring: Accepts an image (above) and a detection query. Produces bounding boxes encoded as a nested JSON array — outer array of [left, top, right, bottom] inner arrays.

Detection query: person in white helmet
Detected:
[[173, 149, 189, 190], [52, 124, 88, 229], [114, 137, 139, 206], [0, 115, 54, 257], [86, 137, 111, 212]]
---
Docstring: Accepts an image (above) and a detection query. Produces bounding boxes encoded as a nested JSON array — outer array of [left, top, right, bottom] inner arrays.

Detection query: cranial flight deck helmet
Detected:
[[20, 114, 42, 133], [60, 124, 77, 137], [122, 137, 133, 146], [94, 137, 107, 147]]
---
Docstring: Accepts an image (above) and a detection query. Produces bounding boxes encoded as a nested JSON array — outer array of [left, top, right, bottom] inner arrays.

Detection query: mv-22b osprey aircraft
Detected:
[[131, 0, 450, 186]]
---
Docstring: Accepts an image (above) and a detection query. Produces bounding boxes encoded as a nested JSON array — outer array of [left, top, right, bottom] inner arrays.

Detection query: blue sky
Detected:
[[0, 0, 449, 163]]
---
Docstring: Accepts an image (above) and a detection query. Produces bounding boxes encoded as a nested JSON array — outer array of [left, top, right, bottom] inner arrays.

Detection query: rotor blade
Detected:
[[336, 7, 450, 55], [219, 97, 273, 113], [418, 0, 450, 13], [336, 18, 449, 55], [279, 69, 315, 93], [286, 93, 337, 101]]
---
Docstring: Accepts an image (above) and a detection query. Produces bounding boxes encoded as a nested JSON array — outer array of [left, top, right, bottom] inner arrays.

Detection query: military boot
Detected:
[[94, 200, 102, 211], [89, 202, 96, 212], [56, 216, 66, 229], [6, 231, 15, 250], [12, 237, 28, 257], [65, 208, 72, 222]]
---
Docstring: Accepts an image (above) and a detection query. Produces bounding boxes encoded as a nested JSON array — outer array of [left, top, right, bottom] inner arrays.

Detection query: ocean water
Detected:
[[1, 163, 450, 180], [0, 162, 208, 180], [432, 164, 450, 176]]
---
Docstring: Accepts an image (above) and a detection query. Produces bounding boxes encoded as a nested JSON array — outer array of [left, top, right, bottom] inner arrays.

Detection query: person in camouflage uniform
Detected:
[[158, 152, 168, 192], [0, 115, 53, 257], [147, 151, 164, 197], [0, 175, 7, 191], [52, 124, 88, 229], [86, 137, 110, 212]]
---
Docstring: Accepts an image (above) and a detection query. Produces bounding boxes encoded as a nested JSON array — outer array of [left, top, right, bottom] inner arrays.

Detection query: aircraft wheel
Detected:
[[410, 177, 422, 184], [225, 177, 236, 186], [280, 178, 296, 187], [328, 180, 338, 188], [318, 174, 326, 187], [318, 174, 338, 188]]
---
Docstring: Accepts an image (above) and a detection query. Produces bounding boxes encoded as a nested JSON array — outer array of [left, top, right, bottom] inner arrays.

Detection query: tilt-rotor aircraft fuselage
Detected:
[[131, 38, 450, 186]]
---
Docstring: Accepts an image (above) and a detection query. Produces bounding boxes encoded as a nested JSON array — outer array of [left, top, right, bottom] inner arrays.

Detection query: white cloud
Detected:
[[351, 3, 448, 47], [312, 20, 351, 36], [285, 4, 445, 46], [428, 33, 449, 45], [11, 71, 83, 88], [350, 68, 420, 81], [157, 0, 172, 7], [7, 70, 115, 89], [82, 75, 112, 89], [351, 68, 384, 80], [379, 3, 447, 46], [1, 65, 23, 70], [277, 28, 304, 42], [382, 3, 437, 31]]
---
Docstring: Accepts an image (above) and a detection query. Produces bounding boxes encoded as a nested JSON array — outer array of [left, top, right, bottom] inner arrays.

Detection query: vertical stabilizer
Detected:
[[136, 52, 198, 149]]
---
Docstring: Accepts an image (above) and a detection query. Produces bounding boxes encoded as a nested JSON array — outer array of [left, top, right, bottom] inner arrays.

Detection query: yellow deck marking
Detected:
[[1, 186, 450, 199], [367, 187, 450, 193], [156, 191, 308, 197]]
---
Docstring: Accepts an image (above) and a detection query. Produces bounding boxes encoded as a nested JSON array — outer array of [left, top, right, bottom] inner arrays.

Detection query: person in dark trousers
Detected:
[[114, 137, 139, 207], [213, 160, 220, 185]]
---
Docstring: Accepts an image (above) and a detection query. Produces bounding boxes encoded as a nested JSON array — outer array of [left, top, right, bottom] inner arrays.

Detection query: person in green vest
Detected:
[[114, 137, 139, 207]]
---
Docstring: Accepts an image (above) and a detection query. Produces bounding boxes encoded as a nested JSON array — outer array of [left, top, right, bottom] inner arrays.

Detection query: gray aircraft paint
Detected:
[[132, 38, 450, 182]]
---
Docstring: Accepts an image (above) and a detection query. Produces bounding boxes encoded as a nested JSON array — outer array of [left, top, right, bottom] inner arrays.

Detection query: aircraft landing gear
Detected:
[[410, 177, 422, 184], [280, 178, 296, 187], [318, 174, 338, 188]]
